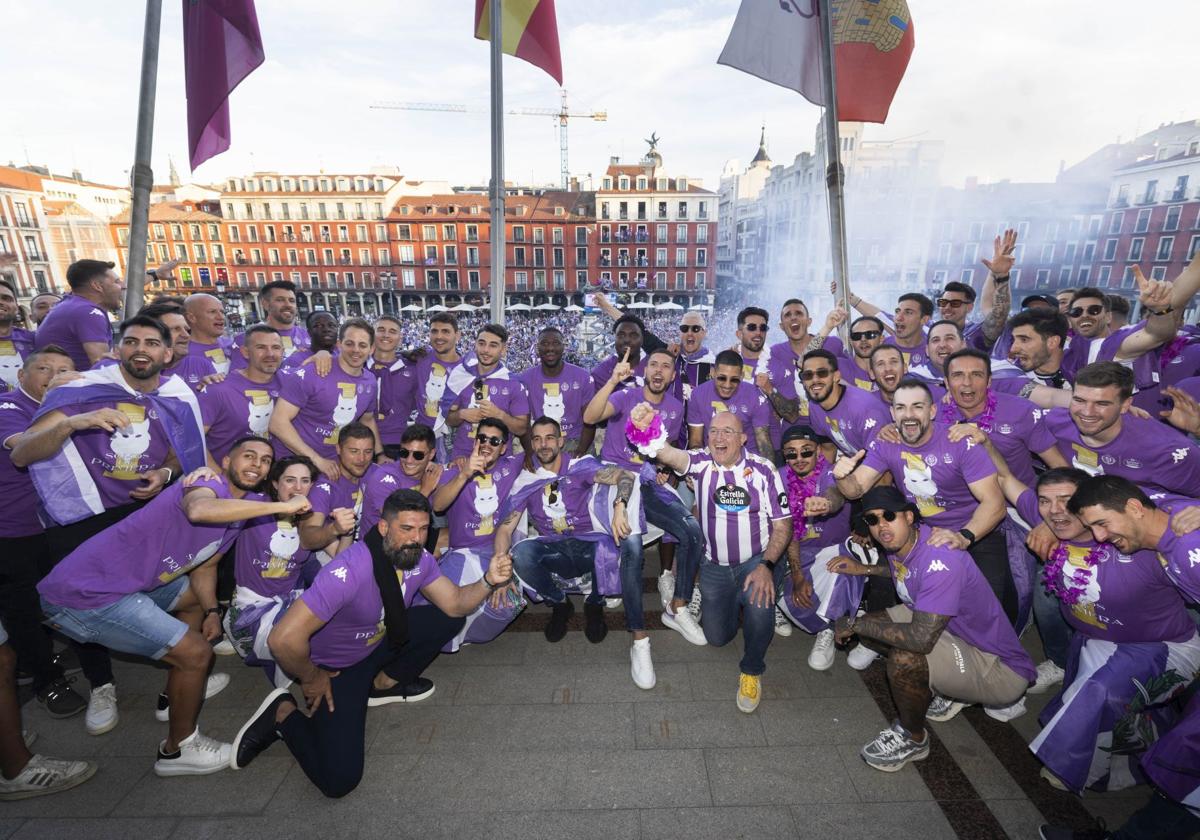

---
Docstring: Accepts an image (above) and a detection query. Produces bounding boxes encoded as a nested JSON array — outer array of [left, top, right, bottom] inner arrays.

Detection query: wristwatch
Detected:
[[761, 558, 777, 571], [957, 528, 976, 546], [993, 274, 1010, 283]]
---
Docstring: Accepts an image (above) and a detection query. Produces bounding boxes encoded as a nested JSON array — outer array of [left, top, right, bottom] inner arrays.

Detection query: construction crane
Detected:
[[371, 90, 606, 190]]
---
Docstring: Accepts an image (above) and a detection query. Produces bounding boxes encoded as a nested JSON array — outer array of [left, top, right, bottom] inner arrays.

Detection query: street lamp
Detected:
[[380, 271, 396, 315]]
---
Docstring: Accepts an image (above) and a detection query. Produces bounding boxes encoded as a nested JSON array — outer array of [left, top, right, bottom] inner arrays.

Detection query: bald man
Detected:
[[185, 294, 232, 374]]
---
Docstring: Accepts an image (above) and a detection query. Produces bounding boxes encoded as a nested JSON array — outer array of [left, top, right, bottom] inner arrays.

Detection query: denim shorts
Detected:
[[41, 576, 191, 661]]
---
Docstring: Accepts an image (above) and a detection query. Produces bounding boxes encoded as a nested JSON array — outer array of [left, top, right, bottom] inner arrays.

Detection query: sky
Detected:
[[3, 0, 1198, 192]]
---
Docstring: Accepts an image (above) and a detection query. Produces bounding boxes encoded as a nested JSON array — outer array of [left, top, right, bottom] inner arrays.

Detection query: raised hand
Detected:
[[1161, 386, 1200, 436], [981, 228, 1018, 277], [832, 449, 865, 480], [151, 257, 183, 281], [1134, 265, 1173, 311], [824, 306, 848, 331], [754, 371, 774, 395], [466, 436, 488, 477], [803, 496, 832, 517], [329, 507, 357, 535], [611, 347, 632, 384], [628, 400, 657, 431], [282, 495, 312, 517]]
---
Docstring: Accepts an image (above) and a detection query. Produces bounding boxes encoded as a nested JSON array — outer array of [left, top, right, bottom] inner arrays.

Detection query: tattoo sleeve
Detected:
[[754, 427, 775, 463], [766, 390, 800, 422], [852, 608, 950, 655], [615, 471, 635, 502], [787, 540, 803, 573], [593, 466, 623, 486], [822, 485, 847, 514], [982, 278, 1011, 345], [763, 517, 793, 564]]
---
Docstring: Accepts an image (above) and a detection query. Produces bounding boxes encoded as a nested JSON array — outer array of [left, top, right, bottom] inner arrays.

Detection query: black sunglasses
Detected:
[[742, 323, 768, 332], [783, 448, 817, 460], [862, 510, 899, 526], [1068, 304, 1104, 318], [937, 298, 968, 309], [546, 481, 560, 505], [850, 330, 881, 341], [679, 324, 703, 333], [800, 368, 832, 381], [398, 448, 427, 461], [475, 433, 504, 447]]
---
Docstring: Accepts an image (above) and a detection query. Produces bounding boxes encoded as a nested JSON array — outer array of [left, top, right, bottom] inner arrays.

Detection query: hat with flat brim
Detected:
[[781, 424, 830, 447], [853, 486, 920, 534]]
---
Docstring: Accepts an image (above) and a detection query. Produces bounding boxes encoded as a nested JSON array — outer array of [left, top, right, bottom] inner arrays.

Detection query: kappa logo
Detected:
[[381, 474, 396, 484], [1189, 548, 1200, 569], [863, 417, 877, 430], [293, 369, 305, 379], [316, 483, 331, 493], [0, 402, 17, 410], [1172, 448, 1189, 464], [332, 566, 348, 582], [89, 308, 105, 317], [926, 558, 949, 573]]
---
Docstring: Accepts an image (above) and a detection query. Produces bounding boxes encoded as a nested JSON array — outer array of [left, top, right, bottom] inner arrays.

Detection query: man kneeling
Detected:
[[231, 489, 512, 798], [828, 485, 1035, 772]]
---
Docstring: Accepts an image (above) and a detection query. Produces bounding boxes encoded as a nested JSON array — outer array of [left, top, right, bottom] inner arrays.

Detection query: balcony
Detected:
[[1171, 189, 1188, 202]]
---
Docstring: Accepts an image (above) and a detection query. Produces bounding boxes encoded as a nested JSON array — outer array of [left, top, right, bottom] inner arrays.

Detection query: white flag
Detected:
[[717, 0, 824, 107]]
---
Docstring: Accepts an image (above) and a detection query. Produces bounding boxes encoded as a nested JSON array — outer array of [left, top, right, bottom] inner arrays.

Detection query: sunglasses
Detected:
[[473, 378, 485, 400], [850, 330, 881, 341], [783, 448, 817, 460], [546, 481, 560, 505], [800, 368, 832, 381], [679, 324, 703, 333], [475, 433, 504, 447], [742, 323, 768, 333], [398, 448, 427, 461], [937, 298, 968, 309], [1068, 304, 1105, 318], [862, 510, 899, 526]]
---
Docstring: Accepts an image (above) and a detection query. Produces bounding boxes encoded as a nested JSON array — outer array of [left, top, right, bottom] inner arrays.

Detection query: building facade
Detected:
[[0, 166, 59, 300]]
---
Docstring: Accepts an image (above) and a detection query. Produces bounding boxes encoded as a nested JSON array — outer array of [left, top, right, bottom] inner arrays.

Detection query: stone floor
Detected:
[[4, 563, 1168, 840]]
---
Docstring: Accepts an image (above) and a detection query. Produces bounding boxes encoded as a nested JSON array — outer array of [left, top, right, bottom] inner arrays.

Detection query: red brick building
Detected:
[[111, 203, 231, 304]]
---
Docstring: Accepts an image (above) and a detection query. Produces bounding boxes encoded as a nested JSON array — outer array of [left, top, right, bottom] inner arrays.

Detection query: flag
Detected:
[[717, 0, 914, 123], [183, 0, 265, 169], [474, 0, 563, 86]]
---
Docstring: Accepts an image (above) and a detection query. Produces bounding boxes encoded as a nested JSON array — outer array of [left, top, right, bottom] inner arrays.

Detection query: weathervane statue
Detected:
[[644, 132, 660, 154]]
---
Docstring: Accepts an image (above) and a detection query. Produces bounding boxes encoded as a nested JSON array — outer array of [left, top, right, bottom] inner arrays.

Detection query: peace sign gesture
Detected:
[[981, 228, 1018, 277]]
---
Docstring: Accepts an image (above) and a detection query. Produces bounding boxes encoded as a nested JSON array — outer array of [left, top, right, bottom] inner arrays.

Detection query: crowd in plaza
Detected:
[[2, 237, 1200, 840]]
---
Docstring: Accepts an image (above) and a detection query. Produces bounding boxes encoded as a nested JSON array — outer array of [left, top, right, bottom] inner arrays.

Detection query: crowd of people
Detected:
[[0, 239, 1199, 840]]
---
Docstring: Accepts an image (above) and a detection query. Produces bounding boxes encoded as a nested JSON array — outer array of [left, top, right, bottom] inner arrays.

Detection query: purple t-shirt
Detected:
[[310, 472, 366, 539], [165, 353, 217, 392], [1156, 524, 1200, 605], [591, 353, 647, 391], [444, 371, 530, 460], [862, 427, 998, 530], [888, 525, 1036, 682], [359, 462, 421, 537], [276, 361, 376, 460], [189, 337, 234, 375], [199, 370, 281, 463], [33, 294, 112, 372], [371, 356, 417, 446], [234, 507, 312, 598], [39, 478, 240, 609], [671, 347, 715, 403], [301, 542, 442, 670], [883, 335, 929, 370], [792, 465, 852, 554], [231, 324, 310, 370], [438, 454, 523, 554], [833, 352, 877, 393], [519, 363, 595, 443], [1029, 409, 1200, 497], [808, 383, 892, 457], [511, 455, 600, 536], [940, 391, 1041, 488], [600, 387, 685, 471], [686, 380, 774, 456], [765, 342, 810, 443], [0, 388, 42, 537], [686, 449, 789, 566], [410, 348, 462, 432], [0, 328, 35, 391]]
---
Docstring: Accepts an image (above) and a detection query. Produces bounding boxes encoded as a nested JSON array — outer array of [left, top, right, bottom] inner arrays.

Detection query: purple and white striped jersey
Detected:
[[684, 449, 790, 566]]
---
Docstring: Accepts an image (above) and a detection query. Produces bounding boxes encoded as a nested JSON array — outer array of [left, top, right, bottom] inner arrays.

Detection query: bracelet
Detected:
[[203, 607, 220, 617], [1148, 305, 1175, 317], [481, 574, 498, 592], [160, 467, 173, 482], [994, 274, 1010, 283]]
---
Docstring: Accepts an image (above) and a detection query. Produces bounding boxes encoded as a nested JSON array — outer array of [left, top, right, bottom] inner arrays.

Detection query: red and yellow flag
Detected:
[[474, 0, 563, 85]]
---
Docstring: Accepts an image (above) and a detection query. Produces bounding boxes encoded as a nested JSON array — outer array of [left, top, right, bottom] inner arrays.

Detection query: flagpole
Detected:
[[817, 0, 851, 343], [124, 0, 162, 317], [488, 0, 506, 326]]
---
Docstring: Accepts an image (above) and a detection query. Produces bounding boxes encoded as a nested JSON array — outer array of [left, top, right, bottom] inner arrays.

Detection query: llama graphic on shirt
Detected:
[[0, 342, 21, 388], [107, 403, 152, 479], [545, 483, 569, 533], [325, 382, 360, 444], [264, 522, 300, 578], [542, 382, 566, 422], [424, 363, 447, 418], [1070, 444, 1102, 477], [246, 390, 274, 437], [900, 451, 945, 518], [826, 418, 852, 455], [206, 348, 230, 375], [158, 538, 223, 583], [473, 475, 499, 536], [1066, 545, 1107, 630]]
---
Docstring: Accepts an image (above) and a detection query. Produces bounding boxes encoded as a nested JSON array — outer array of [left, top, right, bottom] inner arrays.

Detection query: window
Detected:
[[1134, 209, 1151, 233], [468, 270, 481, 290], [656, 224, 668, 242], [937, 242, 952, 263], [1165, 205, 1182, 232], [442, 224, 456, 240], [1082, 241, 1096, 261], [675, 272, 687, 290], [1103, 239, 1118, 260], [1036, 268, 1050, 284], [533, 227, 544, 244], [1077, 267, 1090, 284], [1108, 212, 1124, 234], [1128, 237, 1144, 261], [1121, 265, 1136, 288], [1142, 180, 1158, 204], [695, 271, 706, 289], [1040, 244, 1054, 262], [426, 270, 440, 289], [553, 270, 565, 290], [512, 226, 525, 243], [422, 224, 437, 240], [963, 243, 979, 265], [677, 201, 688, 220], [696, 225, 709, 243], [377, 248, 389, 265], [402, 269, 415, 288], [1059, 267, 1072, 284], [1115, 184, 1130, 207], [1063, 242, 1077, 263], [960, 268, 974, 284], [444, 245, 458, 264], [399, 245, 414, 264], [552, 227, 563, 245], [675, 248, 687, 267], [445, 270, 459, 290], [424, 245, 437, 263], [465, 224, 479, 242], [696, 249, 707, 267], [515, 272, 527, 291], [1097, 265, 1111, 285], [1151, 266, 1167, 281], [575, 227, 587, 245], [676, 225, 688, 244], [514, 247, 526, 267], [1172, 175, 1190, 202], [576, 247, 587, 264], [1156, 236, 1174, 260], [968, 222, 983, 240]]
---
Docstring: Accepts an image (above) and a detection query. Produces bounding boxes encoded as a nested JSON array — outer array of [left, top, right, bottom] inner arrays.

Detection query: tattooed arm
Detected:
[[763, 516, 793, 565], [981, 274, 1011, 345], [765, 387, 801, 424], [490, 507, 525, 558], [839, 609, 951, 655], [754, 426, 776, 463]]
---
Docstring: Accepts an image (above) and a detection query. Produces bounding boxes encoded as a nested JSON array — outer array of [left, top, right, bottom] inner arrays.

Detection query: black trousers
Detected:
[[44, 501, 147, 689], [277, 604, 464, 798], [0, 533, 61, 692], [967, 528, 1018, 627]]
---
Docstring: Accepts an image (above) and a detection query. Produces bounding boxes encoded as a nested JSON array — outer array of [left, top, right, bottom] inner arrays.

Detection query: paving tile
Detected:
[[431, 632, 529, 666], [450, 664, 576, 705], [393, 752, 571, 811], [0, 757, 148, 819], [0, 822, 22, 840], [986, 797, 1049, 840], [790, 802, 957, 839], [10, 818, 178, 840], [170, 815, 354, 840], [704, 746, 859, 806], [571, 661, 692, 703], [560, 748, 712, 809], [263, 754, 422, 818], [634, 700, 767, 749], [687, 659, 812, 702], [112, 757, 291, 817], [797, 658, 877, 697], [367, 809, 643, 840], [927, 716, 1024, 800], [833, 741, 933, 803], [758, 694, 887, 746], [639, 805, 797, 839], [523, 631, 632, 664]]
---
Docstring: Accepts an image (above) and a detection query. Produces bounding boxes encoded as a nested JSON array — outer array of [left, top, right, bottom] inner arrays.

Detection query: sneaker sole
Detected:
[[1025, 682, 1061, 696], [807, 653, 835, 672], [0, 763, 97, 800], [86, 716, 118, 736], [156, 675, 232, 722], [926, 705, 967, 723], [862, 745, 930, 772], [367, 683, 436, 707], [736, 698, 760, 714], [231, 688, 291, 770], [40, 701, 87, 720], [661, 612, 708, 647], [774, 625, 794, 637], [154, 757, 231, 777]]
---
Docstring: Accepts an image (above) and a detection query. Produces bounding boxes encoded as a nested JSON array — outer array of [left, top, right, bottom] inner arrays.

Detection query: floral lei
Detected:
[[785, 455, 827, 541], [1159, 334, 1190, 367], [626, 411, 668, 458], [940, 388, 997, 432], [1042, 542, 1104, 605]]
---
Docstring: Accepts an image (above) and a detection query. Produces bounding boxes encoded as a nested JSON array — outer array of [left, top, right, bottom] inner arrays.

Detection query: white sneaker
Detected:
[[984, 696, 1027, 722], [1027, 660, 1065, 695], [0, 755, 97, 801], [774, 607, 794, 637], [846, 644, 880, 671], [657, 570, 675, 611], [213, 638, 236, 656], [155, 672, 232, 722], [630, 637, 656, 689], [662, 603, 707, 646], [687, 585, 702, 621], [22, 729, 36, 749], [154, 729, 232, 777], [926, 694, 968, 722], [808, 628, 835, 671], [604, 597, 623, 610], [85, 683, 118, 735]]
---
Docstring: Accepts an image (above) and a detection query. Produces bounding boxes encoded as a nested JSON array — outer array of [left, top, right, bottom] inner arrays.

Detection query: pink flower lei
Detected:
[[625, 411, 667, 458], [940, 388, 997, 432], [785, 455, 827, 541], [1042, 542, 1104, 605], [1159, 334, 1190, 367]]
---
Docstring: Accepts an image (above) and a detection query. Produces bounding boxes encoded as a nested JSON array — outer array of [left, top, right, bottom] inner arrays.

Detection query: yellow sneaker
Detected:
[[737, 673, 761, 713]]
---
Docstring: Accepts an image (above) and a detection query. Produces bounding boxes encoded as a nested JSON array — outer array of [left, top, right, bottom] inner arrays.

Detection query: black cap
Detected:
[[859, 485, 919, 517], [781, 424, 829, 447], [1020, 293, 1057, 309]]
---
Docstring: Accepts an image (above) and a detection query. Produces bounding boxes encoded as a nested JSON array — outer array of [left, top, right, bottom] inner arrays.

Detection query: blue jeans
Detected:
[[698, 555, 784, 676], [1032, 578, 1073, 668], [512, 538, 603, 605], [618, 483, 703, 631], [41, 576, 191, 661]]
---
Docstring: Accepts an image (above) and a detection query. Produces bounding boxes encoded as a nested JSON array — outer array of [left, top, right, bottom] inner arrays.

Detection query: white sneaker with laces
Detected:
[[687, 585, 702, 621], [657, 570, 675, 611], [604, 597, 623, 610], [154, 729, 232, 777], [630, 637, 656, 689], [662, 603, 707, 646], [213, 638, 236, 656], [860, 722, 930, 772], [807, 628, 835, 671], [926, 694, 968, 722], [984, 696, 1027, 722], [0, 755, 97, 801], [1027, 660, 1065, 695], [85, 683, 118, 735], [774, 607, 794, 637], [846, 644, 880, 671], [155, 672, 232, 722]]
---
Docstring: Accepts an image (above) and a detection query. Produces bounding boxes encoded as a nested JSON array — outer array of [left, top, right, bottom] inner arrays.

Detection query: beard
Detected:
[[121, 358, 164, 380], [384, 541, 424, 571]]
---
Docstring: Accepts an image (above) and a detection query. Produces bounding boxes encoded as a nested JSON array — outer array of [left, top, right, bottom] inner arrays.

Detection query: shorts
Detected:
[[42, 576, 191, 661], [886, 605, 1028, 706]]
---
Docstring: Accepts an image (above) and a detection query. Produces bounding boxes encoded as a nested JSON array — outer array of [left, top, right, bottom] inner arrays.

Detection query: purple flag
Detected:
[[183, 0, 265, 169]]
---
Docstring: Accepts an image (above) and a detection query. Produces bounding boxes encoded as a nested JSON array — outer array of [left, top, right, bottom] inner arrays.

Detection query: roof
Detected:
[[751, 127, 771, 165], [388, 191, 595, 222], [111, 202, 224, 224], [0, 165, 45, 193]]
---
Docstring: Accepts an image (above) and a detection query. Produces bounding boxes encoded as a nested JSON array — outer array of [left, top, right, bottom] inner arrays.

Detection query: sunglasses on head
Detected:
[[546, 481, 560, 505], [679, 324, 703, 333], [783, 447, 817, 460], [800, 368, 832, 381], [475, 433, 504, 447], [862, 510, 900, 526], [742, 323, 768, 333], [473, 378, 485, 400], [398, 448, 427, 461], [937, 298, 968, 309], [850, 330, 880, 341], [1069, 304, 1105, 318]]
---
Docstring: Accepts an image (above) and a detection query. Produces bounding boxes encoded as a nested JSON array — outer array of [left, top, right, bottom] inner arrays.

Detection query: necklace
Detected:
[[1043, 542, 1104, 605], [940, 388, 997, 432], [785, 455, 827, 540]]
